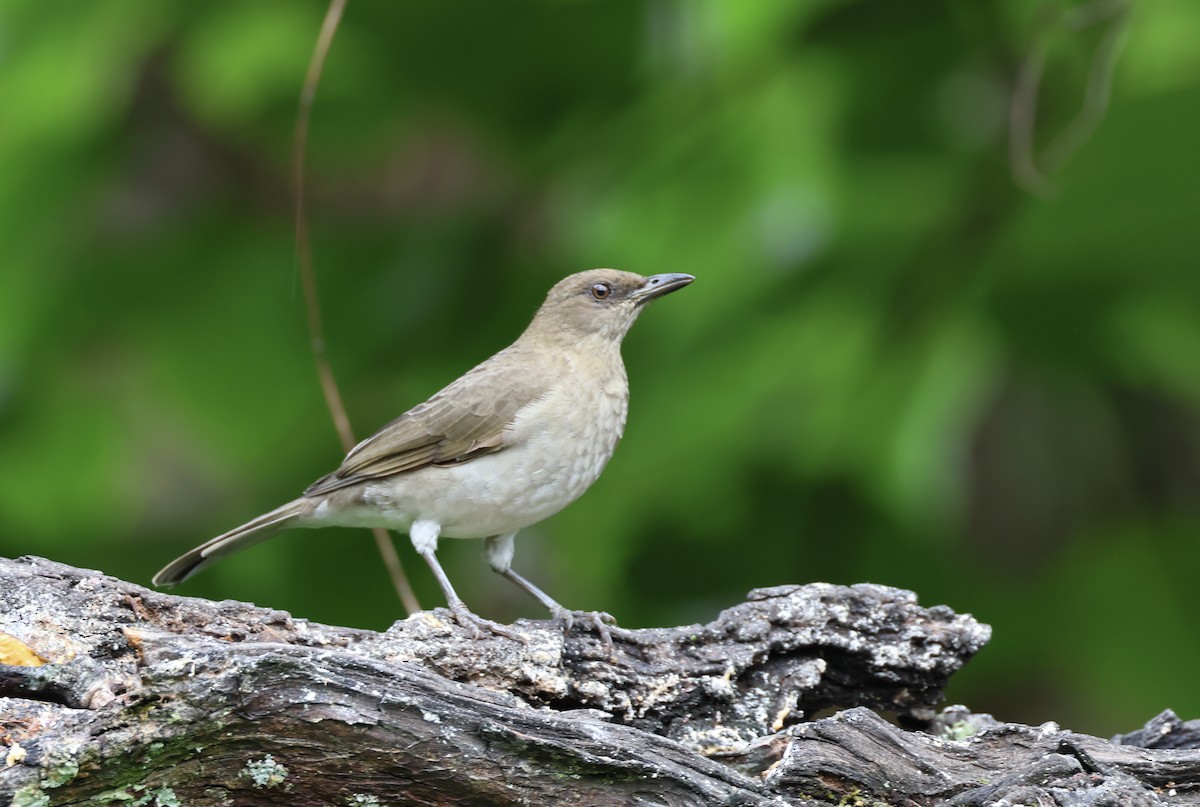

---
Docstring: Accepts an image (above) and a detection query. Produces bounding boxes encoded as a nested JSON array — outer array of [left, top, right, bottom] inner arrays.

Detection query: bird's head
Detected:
[[524, 269, 694, 346]]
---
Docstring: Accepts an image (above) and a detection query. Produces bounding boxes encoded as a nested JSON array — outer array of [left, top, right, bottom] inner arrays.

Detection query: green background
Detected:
[[2, 0, 1198, 737]]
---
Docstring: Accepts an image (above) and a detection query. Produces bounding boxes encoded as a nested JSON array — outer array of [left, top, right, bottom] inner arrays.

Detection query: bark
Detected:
[[0, 556, 1195, 806]]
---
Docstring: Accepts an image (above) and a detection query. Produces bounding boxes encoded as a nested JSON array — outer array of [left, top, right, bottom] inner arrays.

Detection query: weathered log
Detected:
[[0, 555, 1194, 805]]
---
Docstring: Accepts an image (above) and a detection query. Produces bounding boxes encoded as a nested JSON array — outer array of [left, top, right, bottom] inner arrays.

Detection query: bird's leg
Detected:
[[410, 521, 522, 642], [486, 534, 622, 653]]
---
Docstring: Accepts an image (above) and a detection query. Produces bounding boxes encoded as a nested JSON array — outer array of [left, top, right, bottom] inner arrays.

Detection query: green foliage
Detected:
[[2, 0, 1197, 736]]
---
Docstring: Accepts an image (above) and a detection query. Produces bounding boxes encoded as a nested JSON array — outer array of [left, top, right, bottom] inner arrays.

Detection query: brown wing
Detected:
[[303, 347, 551, 497]]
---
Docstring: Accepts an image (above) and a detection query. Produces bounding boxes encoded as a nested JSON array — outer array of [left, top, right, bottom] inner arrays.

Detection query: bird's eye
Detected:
[[590, 283, 612, 301]]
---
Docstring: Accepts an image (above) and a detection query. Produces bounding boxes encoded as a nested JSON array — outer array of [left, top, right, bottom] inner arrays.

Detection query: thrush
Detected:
[[153, 269, 693, 636]]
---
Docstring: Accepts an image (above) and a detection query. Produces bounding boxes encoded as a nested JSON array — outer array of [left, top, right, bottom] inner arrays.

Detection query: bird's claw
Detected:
[[449, 605, 527, 644], [552, 609, 622, 657]]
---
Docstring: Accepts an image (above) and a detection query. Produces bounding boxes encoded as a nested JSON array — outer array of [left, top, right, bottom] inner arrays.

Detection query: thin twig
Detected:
[[1041, 6, 1129, 174], [1009, 32, 1052, 196], [293, 0, 421, 615], [1008, 0, 1130, 196], [1062, 0, 1128, 30]]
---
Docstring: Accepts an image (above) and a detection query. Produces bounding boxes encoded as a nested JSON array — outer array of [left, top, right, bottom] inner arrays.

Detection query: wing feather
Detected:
[[304, 347, 552, 496]]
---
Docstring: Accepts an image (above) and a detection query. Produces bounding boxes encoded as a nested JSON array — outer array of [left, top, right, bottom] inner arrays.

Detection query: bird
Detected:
[[153, 269, 694, 637]]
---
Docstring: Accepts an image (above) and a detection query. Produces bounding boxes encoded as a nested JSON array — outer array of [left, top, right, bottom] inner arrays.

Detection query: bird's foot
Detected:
[[448, 604, 526, 643], [552, 609, 627, 657]]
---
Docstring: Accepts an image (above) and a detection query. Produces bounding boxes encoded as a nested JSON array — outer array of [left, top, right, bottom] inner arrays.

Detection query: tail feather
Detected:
[[153, 498, 312, 587]]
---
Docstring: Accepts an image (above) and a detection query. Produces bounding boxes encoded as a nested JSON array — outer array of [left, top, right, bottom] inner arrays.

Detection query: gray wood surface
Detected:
[[2, 556, 1194, 805]]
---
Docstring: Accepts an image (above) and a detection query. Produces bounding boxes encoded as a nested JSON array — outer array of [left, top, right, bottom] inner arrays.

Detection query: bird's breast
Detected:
[[504, 364, 629, 503], [350, 361, 629, 539]]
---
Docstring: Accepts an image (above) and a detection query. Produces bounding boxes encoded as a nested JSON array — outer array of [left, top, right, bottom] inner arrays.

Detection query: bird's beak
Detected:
[[631, 273, 695, 304]]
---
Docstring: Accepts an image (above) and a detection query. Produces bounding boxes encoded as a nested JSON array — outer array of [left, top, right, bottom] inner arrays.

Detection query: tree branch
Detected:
[[1, 556, 1195, 805]]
